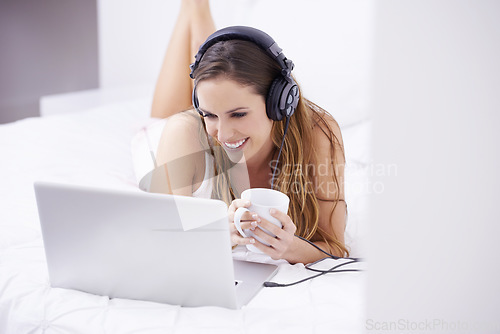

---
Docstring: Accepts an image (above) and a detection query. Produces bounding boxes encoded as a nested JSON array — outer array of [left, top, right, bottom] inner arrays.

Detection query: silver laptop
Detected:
[[34, 181, 278, 309]]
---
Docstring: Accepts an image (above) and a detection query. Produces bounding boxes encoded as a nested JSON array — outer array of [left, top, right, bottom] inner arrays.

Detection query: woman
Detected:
[[152, 0, 348, 264]]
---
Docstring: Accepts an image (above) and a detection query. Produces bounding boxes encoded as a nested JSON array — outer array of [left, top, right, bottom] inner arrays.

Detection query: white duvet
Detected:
[[0, 99, 368, 334]]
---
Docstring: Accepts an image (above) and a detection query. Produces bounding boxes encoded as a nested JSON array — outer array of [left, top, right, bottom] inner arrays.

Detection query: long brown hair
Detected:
[[192, 40, 348, 256]]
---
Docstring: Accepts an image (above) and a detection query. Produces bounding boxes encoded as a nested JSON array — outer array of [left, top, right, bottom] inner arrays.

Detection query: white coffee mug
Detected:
[[233, 188, 290, 253]]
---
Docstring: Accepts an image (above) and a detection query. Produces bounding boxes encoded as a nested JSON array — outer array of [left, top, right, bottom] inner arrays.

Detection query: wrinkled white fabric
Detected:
[[0, 98, 369, 334]]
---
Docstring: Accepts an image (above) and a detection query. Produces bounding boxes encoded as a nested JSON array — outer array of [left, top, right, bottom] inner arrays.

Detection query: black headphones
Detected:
[[189, 26, 299, 122]]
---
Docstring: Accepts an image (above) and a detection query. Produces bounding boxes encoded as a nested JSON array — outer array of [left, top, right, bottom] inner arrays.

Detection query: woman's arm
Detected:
[[309, 115, 347, 257], [253, 115, 347, 263], [255, 209, 343, 264], [155, 112, 205, 196], [229, 115, 347, 264]]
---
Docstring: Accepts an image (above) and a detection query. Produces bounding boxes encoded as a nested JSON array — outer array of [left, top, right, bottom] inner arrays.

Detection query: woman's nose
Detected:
[[214, 119, 234, 143]]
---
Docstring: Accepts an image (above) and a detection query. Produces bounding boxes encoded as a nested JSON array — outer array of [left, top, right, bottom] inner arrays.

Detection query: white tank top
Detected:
[[192, 153, 214, 199]]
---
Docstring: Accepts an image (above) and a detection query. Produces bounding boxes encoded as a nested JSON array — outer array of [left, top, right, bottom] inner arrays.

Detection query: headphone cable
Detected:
[[295, 235, 363, 262], [271, 116, 290, 190], [264, 236, 364, 288], [264, 259, 360, 287]]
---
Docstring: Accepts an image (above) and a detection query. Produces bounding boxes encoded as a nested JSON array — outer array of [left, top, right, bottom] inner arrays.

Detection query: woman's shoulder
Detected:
[[156, 109, 208, 166], [308, 108, 346, 200], [162, 109, 202, 130], [159, 109, 206, 143], [311, 110, 344, 153]]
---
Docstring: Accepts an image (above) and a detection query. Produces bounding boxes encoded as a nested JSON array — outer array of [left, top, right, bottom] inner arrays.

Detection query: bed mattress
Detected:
[[0, 99, 368, 333]]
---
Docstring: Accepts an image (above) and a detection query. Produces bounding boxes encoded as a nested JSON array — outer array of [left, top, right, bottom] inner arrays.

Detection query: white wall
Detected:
[[97, 0, 178, 91], [0, 0, 99, 123], [97, 0, 374, 127], [367, 0, 500, 331]]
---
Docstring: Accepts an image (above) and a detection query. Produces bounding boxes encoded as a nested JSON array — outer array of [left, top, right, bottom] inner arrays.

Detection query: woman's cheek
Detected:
[[205, 122, 217, 138]]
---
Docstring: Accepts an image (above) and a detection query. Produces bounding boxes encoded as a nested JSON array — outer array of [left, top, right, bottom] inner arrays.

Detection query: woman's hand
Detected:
[[228, 199, 298, 261], [251, 209, 297, 260], [228, 198, 259, 247]]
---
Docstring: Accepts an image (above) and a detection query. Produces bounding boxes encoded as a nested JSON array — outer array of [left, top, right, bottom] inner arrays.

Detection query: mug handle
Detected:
[[233, 207, 250, 238]]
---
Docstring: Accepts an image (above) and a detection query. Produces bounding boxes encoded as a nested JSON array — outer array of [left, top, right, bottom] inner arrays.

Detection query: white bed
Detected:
[[0, 93, 370, 333]]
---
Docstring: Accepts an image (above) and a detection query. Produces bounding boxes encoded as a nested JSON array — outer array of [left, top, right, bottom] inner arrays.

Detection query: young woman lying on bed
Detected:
[[151, 0, 348, 264]]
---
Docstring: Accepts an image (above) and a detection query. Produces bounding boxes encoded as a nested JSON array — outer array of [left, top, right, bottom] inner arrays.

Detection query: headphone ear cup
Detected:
[[266, 77, 299, 121], [266, 77, 287, 121]]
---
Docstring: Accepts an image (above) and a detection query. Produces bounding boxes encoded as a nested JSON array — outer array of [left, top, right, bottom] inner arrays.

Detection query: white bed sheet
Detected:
[[0, 99, 368, 334]]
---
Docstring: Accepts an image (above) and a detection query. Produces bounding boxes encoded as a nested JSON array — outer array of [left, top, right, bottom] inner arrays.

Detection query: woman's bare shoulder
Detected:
[[156, 109, 207, 166], [162, 109, 201, 129], [312, 111, 344, 155], [310, 111, 346, 201]]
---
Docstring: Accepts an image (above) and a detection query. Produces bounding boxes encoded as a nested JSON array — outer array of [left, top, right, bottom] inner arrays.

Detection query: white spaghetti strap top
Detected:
[[192, 152, 214, 199]]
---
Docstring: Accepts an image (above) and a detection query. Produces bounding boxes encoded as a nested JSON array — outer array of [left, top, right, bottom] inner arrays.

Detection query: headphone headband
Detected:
[[190, 26, 299, 122], [190, 26, 293, 80]]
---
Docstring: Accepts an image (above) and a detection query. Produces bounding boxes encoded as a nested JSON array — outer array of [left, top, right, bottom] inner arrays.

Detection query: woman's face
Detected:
[[196, 78, 274, 163]]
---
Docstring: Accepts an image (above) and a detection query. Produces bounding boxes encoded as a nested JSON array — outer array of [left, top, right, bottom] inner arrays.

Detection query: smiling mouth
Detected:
[[223, 137, 249, 149]]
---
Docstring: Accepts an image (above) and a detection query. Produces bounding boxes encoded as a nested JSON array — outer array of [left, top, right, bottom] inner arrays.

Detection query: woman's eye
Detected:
[[201, 111, 246, 119], [231, 112, 247, 118]]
